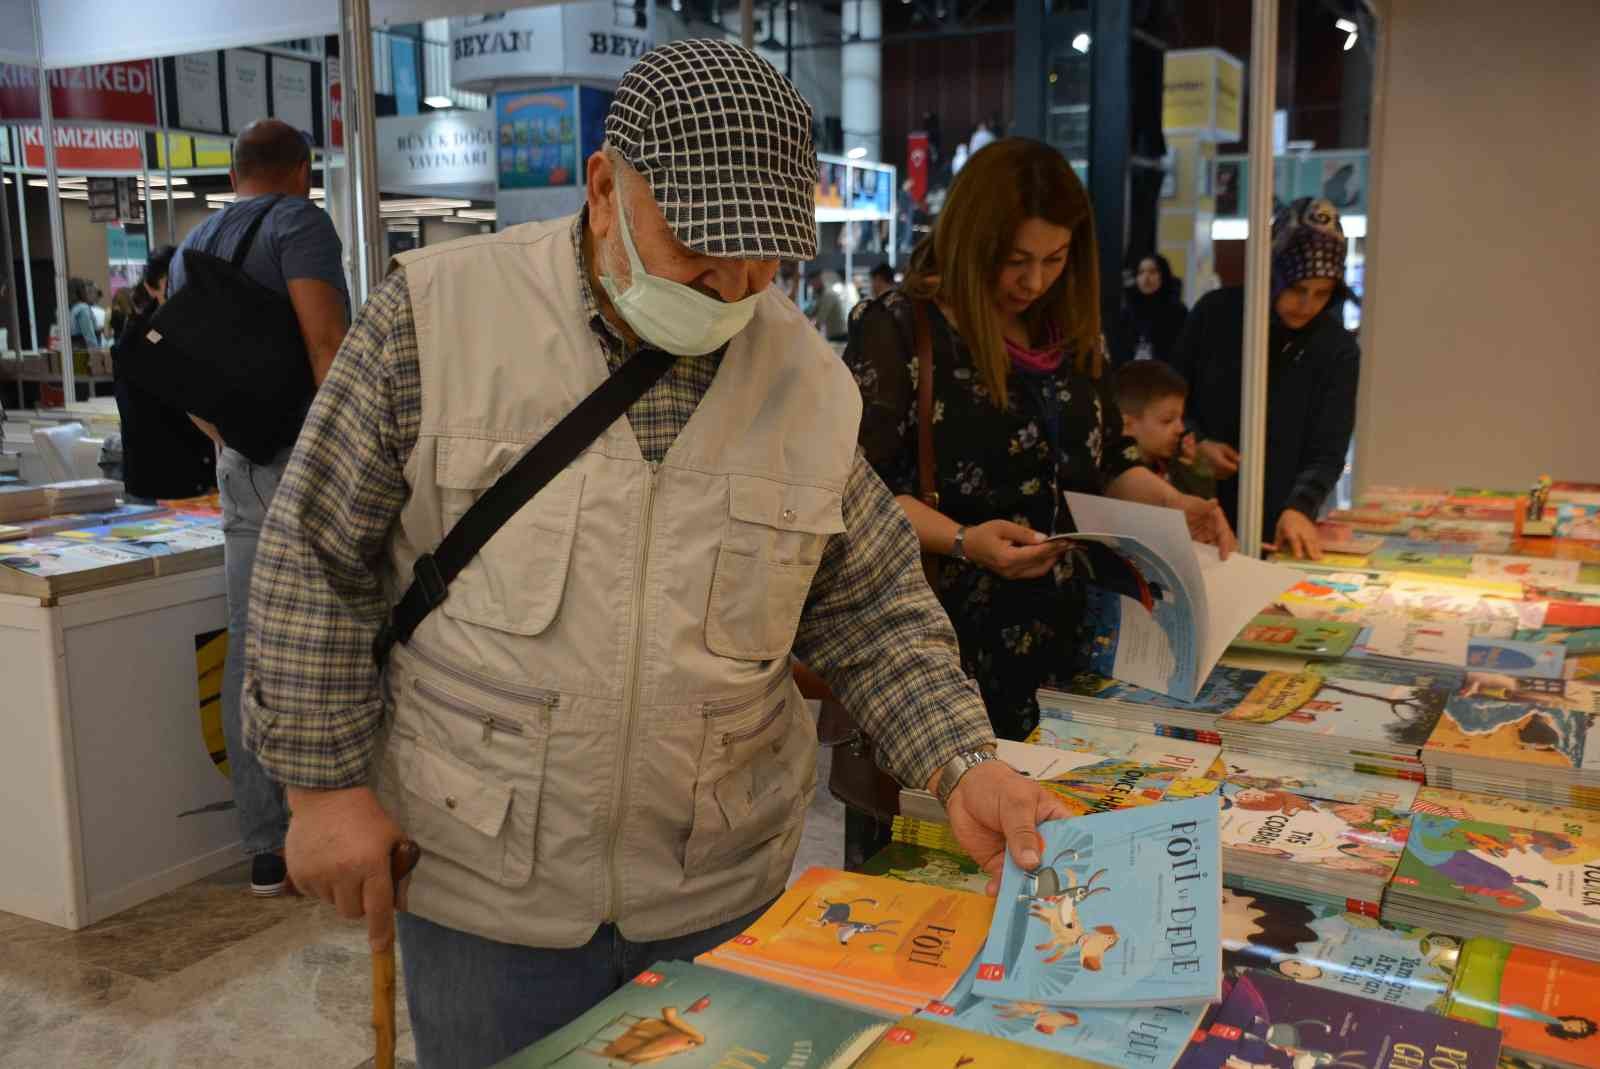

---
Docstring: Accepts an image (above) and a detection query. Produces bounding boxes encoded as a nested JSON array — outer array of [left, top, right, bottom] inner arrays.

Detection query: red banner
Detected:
[[906, 131, 930, 208], [20, 125, 144, 171], [326, 55, 344, 151], [0, 61, 158, 126]]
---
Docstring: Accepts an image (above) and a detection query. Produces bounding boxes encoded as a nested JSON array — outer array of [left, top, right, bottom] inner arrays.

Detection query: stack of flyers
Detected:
[[919, 958, 1204, 1069], [1385, 813, 1600, 959], [1173, 970, 1500, 1069], [1221, 886, 1463, 1014], [849, 1015, 1110, 1068], [1217, 783, 1408, 915], [1448, 939, 1600, 1069], [41, 478, 122, 516], [971, 796, 1223, 1009], [1215, 662, 1457, 780], [1422, 674, 1600, 809], [696, 868, 994, 1016]]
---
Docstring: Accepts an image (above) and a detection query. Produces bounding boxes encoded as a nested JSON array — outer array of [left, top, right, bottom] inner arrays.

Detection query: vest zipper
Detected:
[[606, 462, 657, 920], [413, 679, 553, 742], [703, 671, 791, 721], [717, 700, 787, 746], [406, 641, 563, 709]]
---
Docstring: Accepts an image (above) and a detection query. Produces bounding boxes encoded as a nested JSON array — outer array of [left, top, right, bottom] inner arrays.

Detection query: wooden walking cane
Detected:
[[374, 839, 422, 1069]]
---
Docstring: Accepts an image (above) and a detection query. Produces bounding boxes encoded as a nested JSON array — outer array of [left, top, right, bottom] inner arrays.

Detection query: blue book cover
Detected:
[[1057, 666, 1269, 716], [921, 957, 1204, 1069], [1465, 639, 1566, 680], [972, 795, 1223, 1007]]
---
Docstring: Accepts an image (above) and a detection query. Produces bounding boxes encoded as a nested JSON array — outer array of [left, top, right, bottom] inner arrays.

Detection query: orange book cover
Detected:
[[695, 950, 920, 1018], [1450, 940, 1600, 1065], [710, 867, 995, 1003], [852, 1016, 1111, 1068]]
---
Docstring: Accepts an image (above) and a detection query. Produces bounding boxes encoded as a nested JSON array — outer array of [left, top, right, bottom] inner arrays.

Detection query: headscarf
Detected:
[[1270, 197, 1346, 299]]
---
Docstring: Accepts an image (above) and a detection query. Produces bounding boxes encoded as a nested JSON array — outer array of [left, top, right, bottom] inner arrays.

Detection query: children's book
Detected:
[[1362, 486, 1450, 509], [1060, 492, 1302, 701], [1448, 939, 1600, 1069], [1174, 969, 1501, 1069], [1412, 787, 1600, 840], [1330, 507, 1431, 532], [490, 959, 888, 1068], [1276, 574, 1390, 625], [1514, 628, 1600, 655], [1391, 814, 1600, 923], [860, 842, 991, 896], [1466, 639, 1567, 680], [921, 958, 1203, 1069], [1222, 673, 1451, 757], [1219, 787, 1408, 882], [1230, 615, 1362, 659], [1470, 555, 1583, 585], [850, 1015, 1110, 1069], [1221, 886, 1462, 1013], [1372, 540, 1476, 577], [0, 536, 155, 596], [1315, 524, 1385, 556], [1220, 754, 1421, 812], [1427, 678, 1600, 771], [1033, 715, 1222, 776], [973, 795, 1222, 1008], [701, 868, 994, 1006], [1050, 666, 1270, 718], [1352, 618, 1472, 667]]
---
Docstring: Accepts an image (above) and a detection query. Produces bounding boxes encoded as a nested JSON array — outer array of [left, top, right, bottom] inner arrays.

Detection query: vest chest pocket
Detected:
[[435, 436, 584, 636], [705, 474, 846, 661]]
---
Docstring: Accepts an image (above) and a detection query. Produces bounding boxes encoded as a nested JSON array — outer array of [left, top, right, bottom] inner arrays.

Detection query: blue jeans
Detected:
[[217, 446, 291, 856], [397, 899, 777, 1069]]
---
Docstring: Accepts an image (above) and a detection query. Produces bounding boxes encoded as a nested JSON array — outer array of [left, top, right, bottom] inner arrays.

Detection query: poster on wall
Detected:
[[271, 56, 315, 141], [326, 54, 343, 151], [174, 52, 225, 133], [496, 87, 578, 190], [225, 49, 269, 132]]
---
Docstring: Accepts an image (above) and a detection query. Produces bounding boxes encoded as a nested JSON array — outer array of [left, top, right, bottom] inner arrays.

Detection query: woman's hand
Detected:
[[1273, 508, 1322, 560], [963, 520, 1073, 579], [1178, 495, 1237, 559], [1195, 439, 1241, 477]]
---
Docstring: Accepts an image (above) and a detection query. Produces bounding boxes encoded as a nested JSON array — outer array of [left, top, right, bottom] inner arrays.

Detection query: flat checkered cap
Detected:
[[606, 39, 818, 260]]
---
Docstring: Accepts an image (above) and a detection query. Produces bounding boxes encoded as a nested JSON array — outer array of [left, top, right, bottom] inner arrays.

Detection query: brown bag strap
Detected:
[[913, 300, 938, 509]]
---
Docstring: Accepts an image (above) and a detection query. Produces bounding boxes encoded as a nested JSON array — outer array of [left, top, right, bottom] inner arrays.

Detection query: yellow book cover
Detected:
[[890, 817, 972, 859], [1413, 786, 1600, 839], [852, 1015, 1111, 1068], [711, 868, 994, 1002], [1220, 672, 1324, 724]]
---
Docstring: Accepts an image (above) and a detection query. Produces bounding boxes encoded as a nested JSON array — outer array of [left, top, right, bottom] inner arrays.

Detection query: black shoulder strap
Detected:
[[374, 347, 676, 666], [229, 194, 285, 268]]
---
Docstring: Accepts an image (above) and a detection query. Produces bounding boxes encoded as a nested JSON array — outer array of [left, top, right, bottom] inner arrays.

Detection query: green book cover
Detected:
[[1230, 614, 1362, 658], [859, 841, 991, 895], [492, 959, 886, 1068]]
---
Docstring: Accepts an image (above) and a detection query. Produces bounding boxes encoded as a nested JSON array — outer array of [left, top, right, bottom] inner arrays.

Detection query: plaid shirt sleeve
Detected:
[[243, 269, 420, 790], [792, 454, 995, 790]]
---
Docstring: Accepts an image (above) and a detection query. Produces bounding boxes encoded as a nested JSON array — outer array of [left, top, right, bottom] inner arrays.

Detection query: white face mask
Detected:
[[599, 191, 761, 356]]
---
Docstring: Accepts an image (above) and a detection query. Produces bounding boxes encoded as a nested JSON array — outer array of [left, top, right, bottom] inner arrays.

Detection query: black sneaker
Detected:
[[250, 852, 289, 897]]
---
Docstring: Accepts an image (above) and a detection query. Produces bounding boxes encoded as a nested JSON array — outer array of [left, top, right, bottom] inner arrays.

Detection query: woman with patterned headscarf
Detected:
[[1170, 197, 1360, 559]]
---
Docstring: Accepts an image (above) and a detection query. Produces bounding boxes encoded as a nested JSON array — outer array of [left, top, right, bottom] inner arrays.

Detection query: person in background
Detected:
[[168, 118, 349, 898], [869, 262, 896, 299], [1170, 197, 1358, 561], [243, 41, 1061, 1067], [1112, 253, 1188, 366], [1114, 358, 1213, 501], [808, 269, 849, 340], [109, 286, 136, 340], [844, 137, 1235, 749], [112, 246, 217, 502], [67, 278, 102, 349], [967, 116, 997, 155]]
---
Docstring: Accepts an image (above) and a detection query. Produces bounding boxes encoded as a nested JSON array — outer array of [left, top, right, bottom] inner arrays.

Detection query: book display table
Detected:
[[0, 555, 235, 930]]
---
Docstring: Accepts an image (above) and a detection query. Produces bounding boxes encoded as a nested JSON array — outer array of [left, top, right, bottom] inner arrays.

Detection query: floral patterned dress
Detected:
[[845, 290, 1143, 740]]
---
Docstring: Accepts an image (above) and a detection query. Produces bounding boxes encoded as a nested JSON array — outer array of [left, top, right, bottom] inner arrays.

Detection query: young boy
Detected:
[[1114, 360, 1216, 500]]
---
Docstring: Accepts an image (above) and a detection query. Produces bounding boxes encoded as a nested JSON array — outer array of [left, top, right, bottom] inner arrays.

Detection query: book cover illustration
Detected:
[[1448, 939, 1600, 1066], [1470, 555, 1583, 586], [0, 536, 149, 576], [851, 1015, 1104, 1068], [1411, 788, 1600, 841], [708, 868, 994, 1002], [492, 959, 886, 1068], [1371, 541, 1476, 577], [1221, 887, 1460, 1013], [1174, 969, 1500, 1069], [973, 795, 1222, 1007], [1514, 627, 1600, 655], [921, 957, 1203, 1069], [1220, 754, 1420, 812], [1030, 758, 1186, 817], [1055, 665, 1270, 717], [1391, 814, 1600, 923], [1466, 639, 1566, 680], [1222, 673, 1450, 754], [1232, 616, 1363, 659], [1352, 619, 1472, 667], [1426, 678, 1589, 770], [1373, 579, 1535, 637], [1219, 789, 1408, 882], [859, 842, 992, 896], [1034, 714, 1222, 776], [1276, 575, 1388, 625]]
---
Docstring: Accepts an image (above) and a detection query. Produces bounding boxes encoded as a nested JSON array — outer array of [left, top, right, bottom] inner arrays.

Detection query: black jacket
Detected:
[[1169, 286, 1359, 541], [1111, 289, 1188, 366]]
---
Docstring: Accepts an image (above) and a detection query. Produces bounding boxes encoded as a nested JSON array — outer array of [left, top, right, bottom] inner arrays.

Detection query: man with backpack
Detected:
[[168, 117, 349, 898]]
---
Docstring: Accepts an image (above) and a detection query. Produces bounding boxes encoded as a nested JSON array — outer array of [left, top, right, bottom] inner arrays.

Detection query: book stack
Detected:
[[1037, 667, 1269, 743], [1218, 780, 1408, 916], [850, 1015, 1108, 1068], [1448, 938, 1600, 1069], [0, 484, 48, 523], [696, 868, 996, 1016], [1385, 812, 1600, 959], [42, 478, 122, 515]]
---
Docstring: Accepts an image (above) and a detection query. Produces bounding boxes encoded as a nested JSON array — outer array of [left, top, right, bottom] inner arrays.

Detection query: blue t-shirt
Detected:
[[168, 194, 347, 305]]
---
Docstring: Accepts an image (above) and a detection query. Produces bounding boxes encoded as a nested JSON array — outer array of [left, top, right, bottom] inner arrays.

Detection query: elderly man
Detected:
[[244, 40, 1064, 1067]]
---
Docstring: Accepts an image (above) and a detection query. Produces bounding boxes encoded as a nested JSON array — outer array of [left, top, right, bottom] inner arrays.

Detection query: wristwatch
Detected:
[[934, 745, 999, 808], [951, 525, 968, 561]]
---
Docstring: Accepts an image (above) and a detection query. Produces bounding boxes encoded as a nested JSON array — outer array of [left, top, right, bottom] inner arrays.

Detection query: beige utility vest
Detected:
[[371, 217, 861, 948]]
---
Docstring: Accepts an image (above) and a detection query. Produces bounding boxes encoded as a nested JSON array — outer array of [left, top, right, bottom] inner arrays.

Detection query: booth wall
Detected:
[[1356, 0, 1600, 491]]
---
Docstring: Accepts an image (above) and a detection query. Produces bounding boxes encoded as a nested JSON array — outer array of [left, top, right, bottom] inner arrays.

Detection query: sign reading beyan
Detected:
[[449, 1, 652, 89], [377, 111, 496, 193]]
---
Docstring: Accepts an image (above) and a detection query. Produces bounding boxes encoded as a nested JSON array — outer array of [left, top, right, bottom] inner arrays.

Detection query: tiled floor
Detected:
[[0, 749, 846, 1068]]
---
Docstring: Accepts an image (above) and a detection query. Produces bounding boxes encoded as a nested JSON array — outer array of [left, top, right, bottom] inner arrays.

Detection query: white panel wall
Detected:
[[1355, 0, 1600, 491], [0, 0, 37, 66]]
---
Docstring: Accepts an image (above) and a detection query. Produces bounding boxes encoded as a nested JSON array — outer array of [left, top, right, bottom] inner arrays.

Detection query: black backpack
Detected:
[[119, 195, 314, 465]]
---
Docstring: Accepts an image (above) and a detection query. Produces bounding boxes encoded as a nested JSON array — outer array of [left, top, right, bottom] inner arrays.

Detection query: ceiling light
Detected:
[[1335, 18, 1356, 32], [846, 146, 868, 160], [138, 175, 187, 187], [1072, 32, 1091, 53], [423, 95, 454, 108], [1343, 31, 1358, 50]]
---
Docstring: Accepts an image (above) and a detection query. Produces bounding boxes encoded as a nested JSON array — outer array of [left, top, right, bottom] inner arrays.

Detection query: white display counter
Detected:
[[0, 565, 239, 929]]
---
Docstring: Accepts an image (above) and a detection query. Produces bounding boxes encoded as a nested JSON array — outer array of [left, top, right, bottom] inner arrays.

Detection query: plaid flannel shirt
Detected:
[[244, 214, 993, 794]]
